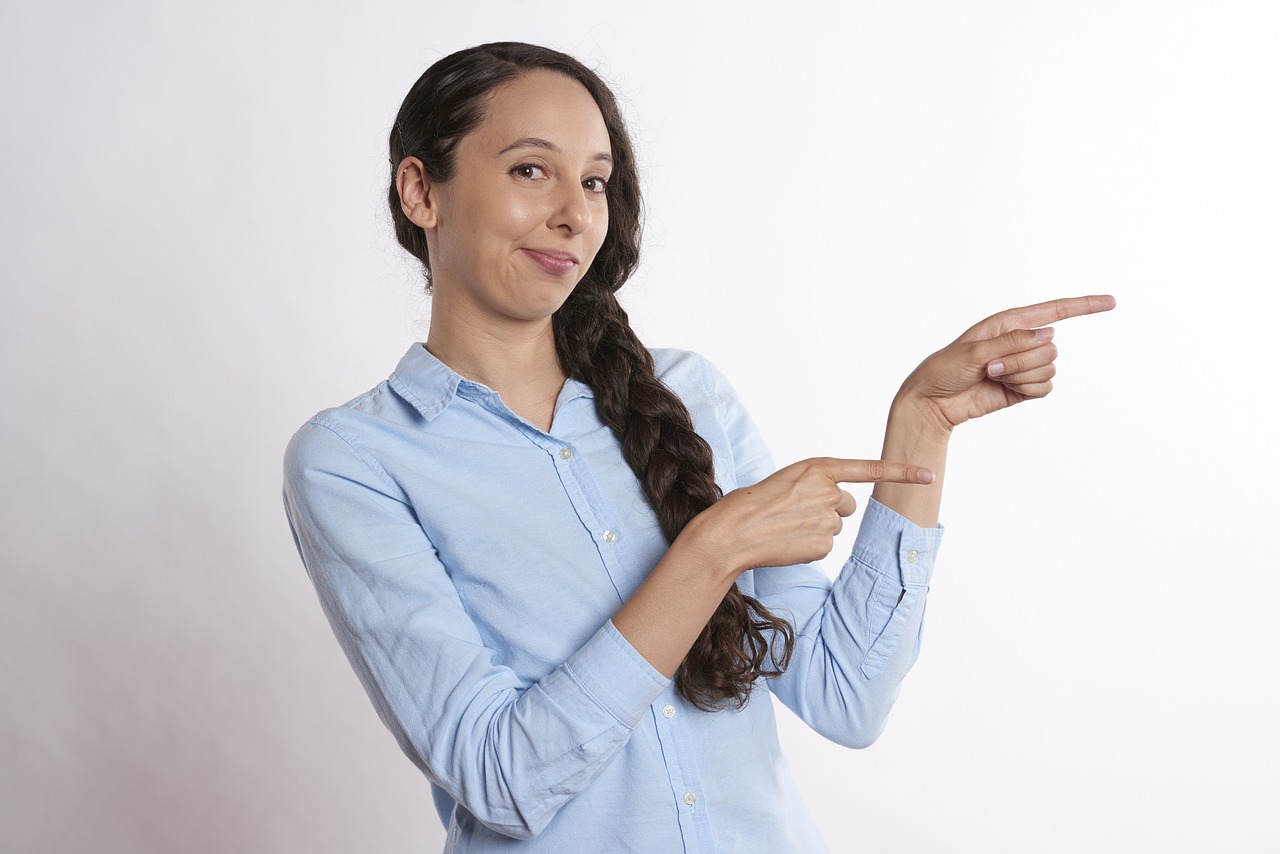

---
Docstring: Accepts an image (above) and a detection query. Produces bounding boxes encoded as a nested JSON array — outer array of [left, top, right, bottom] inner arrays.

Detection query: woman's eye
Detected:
[[583, 176, 608, 194], [511, 163, 547, 180]]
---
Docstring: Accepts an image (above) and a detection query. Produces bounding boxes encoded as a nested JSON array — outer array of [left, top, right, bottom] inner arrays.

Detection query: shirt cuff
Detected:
[[851, 497, 944, 588], [554, 619, 670, 730]]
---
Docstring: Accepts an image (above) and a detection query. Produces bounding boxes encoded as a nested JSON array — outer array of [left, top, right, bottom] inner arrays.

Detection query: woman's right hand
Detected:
[[615, 456, 931, 677], [683, 457, 935, 577]]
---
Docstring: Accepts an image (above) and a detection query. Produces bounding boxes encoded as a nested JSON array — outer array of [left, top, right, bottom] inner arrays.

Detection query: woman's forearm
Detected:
[[610, 511, 740, 678], [871, 398, 951, 529]]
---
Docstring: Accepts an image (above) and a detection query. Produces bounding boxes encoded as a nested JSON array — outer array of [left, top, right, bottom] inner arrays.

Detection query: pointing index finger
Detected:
[[814, 457, 935, 485], [993, 294, 1117, 332]]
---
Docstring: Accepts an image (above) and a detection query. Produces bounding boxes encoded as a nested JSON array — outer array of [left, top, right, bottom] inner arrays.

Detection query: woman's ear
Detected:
[[397, 157, 439, 229]]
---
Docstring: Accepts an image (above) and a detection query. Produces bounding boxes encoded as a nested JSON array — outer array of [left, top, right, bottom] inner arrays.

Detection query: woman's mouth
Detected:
[[521, 248, 579, 276]]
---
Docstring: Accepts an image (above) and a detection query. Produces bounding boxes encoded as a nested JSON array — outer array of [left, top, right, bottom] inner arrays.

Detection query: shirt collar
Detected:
[[388, 343, 594, 423]]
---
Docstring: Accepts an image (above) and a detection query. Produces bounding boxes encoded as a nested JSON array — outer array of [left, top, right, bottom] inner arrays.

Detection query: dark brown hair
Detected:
[[388, 42, 793, 710]]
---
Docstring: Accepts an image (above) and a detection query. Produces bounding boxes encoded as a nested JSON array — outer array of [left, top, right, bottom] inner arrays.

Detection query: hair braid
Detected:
[[554, 284, 795, 710]]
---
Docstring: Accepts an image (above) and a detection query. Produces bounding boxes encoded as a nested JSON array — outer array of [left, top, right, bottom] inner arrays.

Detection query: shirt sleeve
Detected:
[[282, 420, 669, 840], [697, 356, 943, 749]]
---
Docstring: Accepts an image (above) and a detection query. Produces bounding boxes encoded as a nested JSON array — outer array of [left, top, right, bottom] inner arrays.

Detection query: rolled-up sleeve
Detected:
[[757, 499, 942, 748], [282, 420, 668, 839]]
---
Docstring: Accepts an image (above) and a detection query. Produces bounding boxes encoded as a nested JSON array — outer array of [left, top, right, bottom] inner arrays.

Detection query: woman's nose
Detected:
[[550, 183, 592, 234]]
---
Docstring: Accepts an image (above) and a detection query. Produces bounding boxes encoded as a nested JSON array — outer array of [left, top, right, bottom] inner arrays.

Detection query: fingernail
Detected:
[[918, 469, 935, 484], [987, 361, 1005, 377], [1034, 327, 1055, 342]]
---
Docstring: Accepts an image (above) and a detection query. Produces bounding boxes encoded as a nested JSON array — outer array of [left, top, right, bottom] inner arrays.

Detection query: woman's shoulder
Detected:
[[288, 343, 454, 452], [292, 380, 398, 437], [649, 347, 772, 487], [650, 347, 735, 410], [283, 382, 402, 478]]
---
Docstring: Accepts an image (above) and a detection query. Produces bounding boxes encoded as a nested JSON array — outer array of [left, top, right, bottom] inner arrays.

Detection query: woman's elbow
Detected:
[[822, 715, 889, 750], [445, 803, 547, 842], [806, 691, 896, 749]]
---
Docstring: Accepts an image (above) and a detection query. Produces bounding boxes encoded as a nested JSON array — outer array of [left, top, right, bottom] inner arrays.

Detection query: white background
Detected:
[[3, 1, 1277, 851]]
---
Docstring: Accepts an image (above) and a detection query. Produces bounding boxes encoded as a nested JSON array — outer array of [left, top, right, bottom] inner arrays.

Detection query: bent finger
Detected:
[[971, 328, 1057, 370], [987, 344, 1058, 378], [1003, 379, 1054, 399], [991, 362, 1056, 384], [835, 489, 858, 518], [812, 457, 935, 485]]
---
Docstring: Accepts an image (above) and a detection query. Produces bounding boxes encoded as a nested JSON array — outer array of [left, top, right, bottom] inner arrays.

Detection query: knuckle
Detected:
[[867, 459, 885, 481]]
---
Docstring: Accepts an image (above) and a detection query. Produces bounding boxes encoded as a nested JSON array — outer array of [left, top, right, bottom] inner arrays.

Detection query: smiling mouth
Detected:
[[521, 248, 580, 276]]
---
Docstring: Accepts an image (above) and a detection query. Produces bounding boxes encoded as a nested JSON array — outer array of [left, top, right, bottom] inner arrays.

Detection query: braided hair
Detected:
[[388, 42, 793, 710]]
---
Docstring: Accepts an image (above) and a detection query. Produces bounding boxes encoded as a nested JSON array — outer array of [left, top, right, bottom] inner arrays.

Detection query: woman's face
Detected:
[[423, 70, 613, 328]]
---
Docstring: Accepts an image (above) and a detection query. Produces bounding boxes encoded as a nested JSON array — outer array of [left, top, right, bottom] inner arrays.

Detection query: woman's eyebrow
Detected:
[[498, 136, 613, 165]]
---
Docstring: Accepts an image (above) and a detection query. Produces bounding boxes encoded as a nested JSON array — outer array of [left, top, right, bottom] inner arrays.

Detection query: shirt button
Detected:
[[558, 447, 573, 460], [602, 530, 617, 544], [662, 704, 676, 719], [906, 549, 919, 564], [683, 792, 697, 806]]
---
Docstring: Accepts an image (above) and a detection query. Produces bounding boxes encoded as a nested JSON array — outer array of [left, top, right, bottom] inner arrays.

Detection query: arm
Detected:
[[283, 422, 668, 840], [611, 458, 932, 680], [693, 356, 942, 747], [763, 295, 1117, 744]]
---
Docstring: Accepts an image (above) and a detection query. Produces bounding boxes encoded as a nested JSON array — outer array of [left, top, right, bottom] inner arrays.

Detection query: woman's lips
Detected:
[[521, 248, 579, 276]]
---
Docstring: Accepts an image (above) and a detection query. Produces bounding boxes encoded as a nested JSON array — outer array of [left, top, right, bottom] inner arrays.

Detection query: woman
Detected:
[[283, 42, 1114, 851]]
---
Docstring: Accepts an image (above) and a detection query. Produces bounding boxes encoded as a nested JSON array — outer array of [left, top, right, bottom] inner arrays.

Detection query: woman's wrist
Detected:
[[887, 388, 955, 449], [612, 507, 745, 678], [673, 504, 746, 586], [872, 395, 951, 529]]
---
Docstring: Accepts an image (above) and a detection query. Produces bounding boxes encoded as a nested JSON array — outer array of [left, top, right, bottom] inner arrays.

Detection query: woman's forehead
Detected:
[[469, 70, 611, 158]]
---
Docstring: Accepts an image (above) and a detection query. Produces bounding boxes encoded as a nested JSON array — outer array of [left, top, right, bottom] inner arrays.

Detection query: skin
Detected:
[[397, 70, 1117, 678]]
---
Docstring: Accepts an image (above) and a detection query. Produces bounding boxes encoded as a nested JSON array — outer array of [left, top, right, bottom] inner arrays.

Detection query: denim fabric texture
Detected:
[[283, 344, 943, 852]]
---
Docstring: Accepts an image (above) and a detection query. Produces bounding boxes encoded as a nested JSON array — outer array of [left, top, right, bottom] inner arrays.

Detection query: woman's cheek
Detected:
[[502, 196, 543, 237]]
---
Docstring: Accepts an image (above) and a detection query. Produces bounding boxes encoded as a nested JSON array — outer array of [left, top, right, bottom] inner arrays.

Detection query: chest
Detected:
[[390, 406, 672, 680]]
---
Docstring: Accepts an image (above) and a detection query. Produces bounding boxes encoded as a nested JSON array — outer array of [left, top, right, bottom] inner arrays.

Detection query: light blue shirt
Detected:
[[283, 344, 943, 852]]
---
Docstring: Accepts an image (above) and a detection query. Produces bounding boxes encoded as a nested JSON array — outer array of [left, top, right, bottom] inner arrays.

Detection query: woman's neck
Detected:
[[425, 311, 567, 432]]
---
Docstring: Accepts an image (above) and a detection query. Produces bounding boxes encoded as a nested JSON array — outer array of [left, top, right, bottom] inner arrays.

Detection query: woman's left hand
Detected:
[[895, 294, 1117, 441]]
